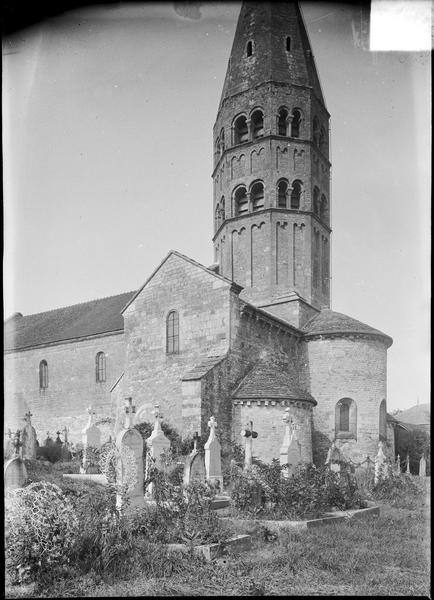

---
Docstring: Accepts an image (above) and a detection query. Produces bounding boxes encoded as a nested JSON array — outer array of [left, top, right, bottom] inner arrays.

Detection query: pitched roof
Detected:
[[4, 291, 135, 351], [392, 403, 430, 425], [182, 356, 227, 381], [302, 309, 393, 347], [122, 250, 242, 313], [232, 362, 315, 403]]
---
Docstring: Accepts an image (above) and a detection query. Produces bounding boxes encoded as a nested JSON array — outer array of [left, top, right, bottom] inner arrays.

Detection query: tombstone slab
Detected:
[[204, 416, 223, 492], [21, 412, 38, 460], [4, 457, 28, 492], [116, 427, 145, 513], [280, 409, 302, 477], [419, 455, 427, 478], [81, 407, 102, 474], [145, 405, 171, 497]]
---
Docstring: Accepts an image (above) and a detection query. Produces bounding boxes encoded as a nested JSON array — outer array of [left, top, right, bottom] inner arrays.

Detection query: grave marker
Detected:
[[4, 429, 14, 460], [374, 441, 388, 484], [21, 411, 37, 460], [419, 454, 427, 478], [406, 454, 411, 474], [145, 405, 171, 497], [116, 397, 144, 512], [4, 457, 28, 492], [325, 441, 342, 474], [204, 416, 223, 491], [280, 409, 302, 477], [81, 407, 102, 474], [183, 432, 206, 486], [240, 421, 258, 469]]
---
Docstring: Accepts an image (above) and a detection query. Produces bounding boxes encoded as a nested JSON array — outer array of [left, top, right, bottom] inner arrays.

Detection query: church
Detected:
[[4, 2, 394, 466]]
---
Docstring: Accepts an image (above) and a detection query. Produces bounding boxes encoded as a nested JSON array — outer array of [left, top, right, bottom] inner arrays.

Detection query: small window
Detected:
[[235, 187, 248, 216], [96, 351, 106, 383], [220, 128, 225, 152], [166, 310, 179, 354], [291, 109, 301, 138], [277, 108, 288, 136], [246, 40, 253, 57], [39, 360, 48, 390], [335, 398, 357, 439], [251, 181, 264, 211], [277, 180, 288, 208], [285, 36, 291, 52], [251, 110, 264, 139], [291, 180, 302, 209], [234, 115, 248, 145], [319, 126, 327, 153]]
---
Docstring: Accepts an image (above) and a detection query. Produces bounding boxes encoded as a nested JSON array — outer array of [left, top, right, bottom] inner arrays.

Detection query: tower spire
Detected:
[[213, 1, 331, 326]]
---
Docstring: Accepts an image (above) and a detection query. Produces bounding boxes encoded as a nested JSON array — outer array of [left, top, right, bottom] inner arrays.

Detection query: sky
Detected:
[[2, 2, 431, 411]]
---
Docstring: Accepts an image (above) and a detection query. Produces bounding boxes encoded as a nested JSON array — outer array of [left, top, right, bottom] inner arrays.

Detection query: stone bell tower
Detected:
[[212, 1, 331, 327]]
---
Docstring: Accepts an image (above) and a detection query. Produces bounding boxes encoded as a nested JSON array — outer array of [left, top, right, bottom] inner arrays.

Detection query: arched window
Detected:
[[215, 137, 220, 157], [215, 203, 220, 229], [277, 108, 288, 136], [291, 180, 302, 209], [319, 126, 327, 153], [277, 180, 288, 208], [320, 194, 328, 222], [95, 351, 106, 383], [166, 310, 179, 354], [379, 399, 387, 441], [246, 40, 253, 57], [39, 360, 48, 390], [313, 116, 320, 146], [251, 181, 264, 211], [291, 109, 301, 138], [313, 186, 320, 215], [251, 110, 264, 139], [220, 128, 225, 152], [234, 186, 248, 216], [335, 398, 357, 439], [220, 196, 225, 221], [234, 115, 248, 145], [285, 36, 291, 52]]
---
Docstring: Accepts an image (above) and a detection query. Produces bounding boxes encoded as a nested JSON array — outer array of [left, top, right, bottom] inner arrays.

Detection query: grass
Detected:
[[5, 477, 430, 597]]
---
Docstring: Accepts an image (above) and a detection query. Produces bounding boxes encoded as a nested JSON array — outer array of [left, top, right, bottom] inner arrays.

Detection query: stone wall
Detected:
[[4, 332, 125, 443], [305, 335, 389, 465]]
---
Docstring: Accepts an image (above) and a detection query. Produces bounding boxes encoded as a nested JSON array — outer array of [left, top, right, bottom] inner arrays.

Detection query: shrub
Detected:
[[5, 481, 79, 584], [372, 468, 424, 507]]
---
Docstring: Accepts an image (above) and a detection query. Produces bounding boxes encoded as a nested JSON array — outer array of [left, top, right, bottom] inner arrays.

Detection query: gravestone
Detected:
[[81, 407, 102, 474], [116, 397, 144, 513], [395, 454, 401, 475], [183, 432, 206, 486], [60, 426, 72, 461], [406, 454, 411, 474], [240, 420, 258, 469], [21, 412, 38, 460], [419, 455, 427, 478], [4, 429, 14, 460], [4, 457, 28, 492], [145, 404, 171, 497], [374, 441, 388, 484], [280, 409, 302, 477], [204, 416, 223, 491], [325, 441, 342, 474]]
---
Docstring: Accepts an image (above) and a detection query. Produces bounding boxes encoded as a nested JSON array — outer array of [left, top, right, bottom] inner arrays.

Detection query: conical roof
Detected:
[[302, 309, 393, 347], [219, 2, 325, 108]]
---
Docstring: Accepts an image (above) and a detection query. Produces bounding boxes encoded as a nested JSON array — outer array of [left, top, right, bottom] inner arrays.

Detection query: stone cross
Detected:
[[124, 397, 136, 429], [406, 454, 411, 474], [63, 426, 68, 443], [240, 420, 258, 468], [55, 430, 63, 445], [86, 406, 97, 428], [24, 411, 33, 425], [145, 405, 170, 498], [13, 430, 22, 456], [204, 416, 223, 491], [152, 404, 163, 432], [280, 409, 301, 477]]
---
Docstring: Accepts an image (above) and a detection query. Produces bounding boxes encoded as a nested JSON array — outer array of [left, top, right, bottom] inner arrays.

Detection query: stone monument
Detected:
[[4, 429, 14, 460], [280, 408, 302, 477], [115, 397, 144, 513], [145, 404, 171, 497], [183, 432, 206, 486], [4, 430, 27, 492], [325, 440, 343, 474], [81, 406, 102, 474], [204, 415, 223, 491], [240, 420, 258, 469], [406, 454, 411, 474], [21, 411, 38, 460], [419, 454, 427, 478], [374, 441, 388, 484]]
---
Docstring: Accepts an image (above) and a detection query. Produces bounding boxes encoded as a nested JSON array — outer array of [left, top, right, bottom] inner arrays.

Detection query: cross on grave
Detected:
[[192, 431, 200, 452], [24, 411, 33, 425], [55, 431, 63, 445], [63, 426, 68, 443], [13, 430, 22, 455], [240, 420, 258, 468], [151, 404, 163, 434], [124, 397, 136, 429]]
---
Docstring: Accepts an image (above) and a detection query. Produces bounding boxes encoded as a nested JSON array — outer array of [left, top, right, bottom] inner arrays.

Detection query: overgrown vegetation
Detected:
[[229, 459, 364, 519]]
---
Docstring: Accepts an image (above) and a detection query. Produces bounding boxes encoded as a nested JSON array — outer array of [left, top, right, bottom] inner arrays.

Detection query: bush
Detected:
[[229, 461, 364, 519], [5, 481, 79, 584], [372, 468, 424, 507]]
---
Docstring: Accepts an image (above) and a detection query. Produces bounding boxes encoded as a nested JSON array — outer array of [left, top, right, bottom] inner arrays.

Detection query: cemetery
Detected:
[[4, 402, 430, 597]]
